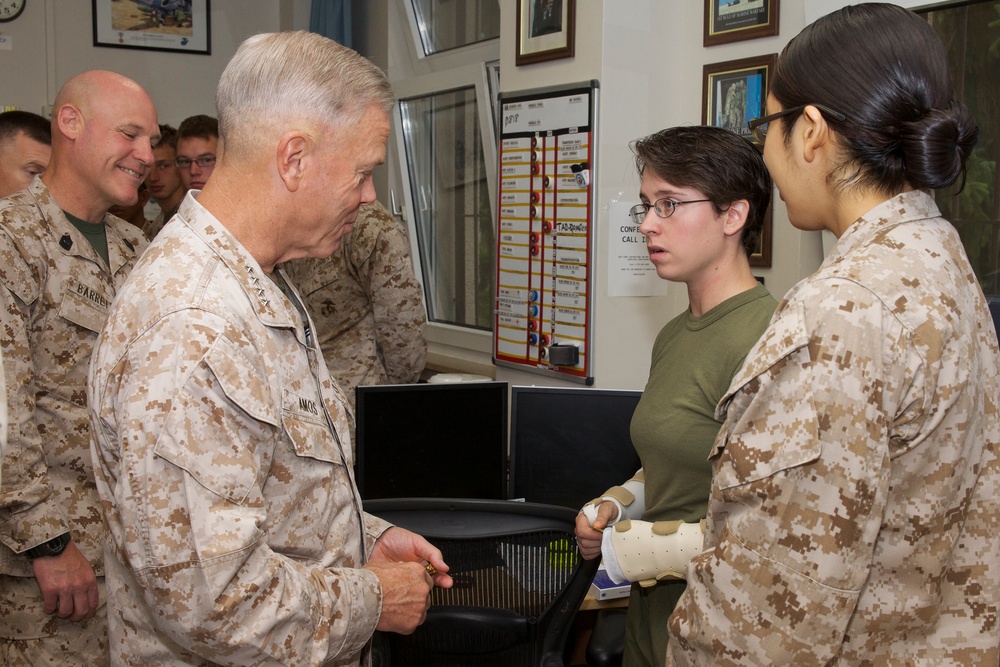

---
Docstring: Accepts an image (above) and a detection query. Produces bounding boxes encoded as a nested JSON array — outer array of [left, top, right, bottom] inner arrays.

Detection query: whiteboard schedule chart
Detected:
[[494, 81, 599, 384]]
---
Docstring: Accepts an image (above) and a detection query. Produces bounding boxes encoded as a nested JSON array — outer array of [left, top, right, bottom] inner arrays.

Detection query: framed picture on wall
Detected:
[[750, 202, 773, 268], [516, 0, 575, 66], [702, 54, 776, 141], [92, 0, 211, 55], [703, 54, 776, 267], [704, 0, 779, 46]]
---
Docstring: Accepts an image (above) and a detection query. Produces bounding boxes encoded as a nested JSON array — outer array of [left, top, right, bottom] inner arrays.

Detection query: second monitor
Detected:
[[509, 386, 643, 510]]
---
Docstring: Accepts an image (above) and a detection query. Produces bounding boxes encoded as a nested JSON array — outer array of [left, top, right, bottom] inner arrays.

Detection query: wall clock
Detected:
[[0, 0, 25, 23]]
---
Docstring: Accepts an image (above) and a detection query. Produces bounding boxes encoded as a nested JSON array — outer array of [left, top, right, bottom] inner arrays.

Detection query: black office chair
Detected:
[[365, 498, 600, 667]]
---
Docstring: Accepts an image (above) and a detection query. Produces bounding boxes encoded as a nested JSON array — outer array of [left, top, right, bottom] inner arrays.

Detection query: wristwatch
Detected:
[[25, 532, 72, 559]]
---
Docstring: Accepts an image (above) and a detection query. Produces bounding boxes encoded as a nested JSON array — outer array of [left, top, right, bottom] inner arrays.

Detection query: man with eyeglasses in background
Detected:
[[174, 114, 217, 193], [142, 124, 186, 240]]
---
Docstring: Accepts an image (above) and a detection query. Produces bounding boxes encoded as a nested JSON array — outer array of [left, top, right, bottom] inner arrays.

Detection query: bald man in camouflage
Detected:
[[0, 71, 157, 666]]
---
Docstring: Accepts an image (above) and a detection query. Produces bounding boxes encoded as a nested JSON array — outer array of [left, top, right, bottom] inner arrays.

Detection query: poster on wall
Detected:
[[494, 81, 599, 384], [607, 200, 670, 297], [92, 0, 210, 55]]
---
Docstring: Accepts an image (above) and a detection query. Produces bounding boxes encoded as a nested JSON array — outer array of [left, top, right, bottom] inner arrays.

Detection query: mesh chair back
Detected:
[[366, 498, 599, 667]]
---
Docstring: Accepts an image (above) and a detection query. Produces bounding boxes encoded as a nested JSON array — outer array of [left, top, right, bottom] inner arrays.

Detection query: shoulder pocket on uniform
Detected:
[[714, 300, 822, 489], [0, 240, 40, 306], [154, 335, 278, 503]]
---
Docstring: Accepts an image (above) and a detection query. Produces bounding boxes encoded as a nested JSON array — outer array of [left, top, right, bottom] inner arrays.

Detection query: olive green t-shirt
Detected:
[[64, 211, 110, 267], [630, 283, 777, 523]]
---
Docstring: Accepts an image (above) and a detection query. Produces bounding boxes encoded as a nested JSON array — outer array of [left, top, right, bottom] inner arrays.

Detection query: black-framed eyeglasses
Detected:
[[747, 104, 847, 145], [174, 154, 217, 170], [628, 198, 711, 225]]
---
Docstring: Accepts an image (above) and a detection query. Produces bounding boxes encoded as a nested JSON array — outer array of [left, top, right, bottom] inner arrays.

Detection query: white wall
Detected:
[[0, 0, 311, 126], [488, 0, 825, 390], [0, 0, 842, 392]]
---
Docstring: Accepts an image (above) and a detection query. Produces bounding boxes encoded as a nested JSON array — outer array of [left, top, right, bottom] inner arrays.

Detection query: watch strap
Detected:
[[25, 533, 72, 559]]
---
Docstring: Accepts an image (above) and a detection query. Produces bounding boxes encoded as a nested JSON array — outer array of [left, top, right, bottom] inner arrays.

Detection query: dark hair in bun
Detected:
[[770, 2, 978, 194]]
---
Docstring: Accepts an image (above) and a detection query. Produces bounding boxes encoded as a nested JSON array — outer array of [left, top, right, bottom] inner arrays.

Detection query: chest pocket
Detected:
[[282, 388, 343, 466], [713, 299, 822, 490], [155, 335, 278, 504], [58, 280, 110, 333]]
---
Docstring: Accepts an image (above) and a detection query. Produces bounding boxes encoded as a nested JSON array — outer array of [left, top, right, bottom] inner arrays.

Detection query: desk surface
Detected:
[[580, 593, 629, 611]]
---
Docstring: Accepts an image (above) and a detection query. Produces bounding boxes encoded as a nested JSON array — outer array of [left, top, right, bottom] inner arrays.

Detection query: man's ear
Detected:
[[723, 199, 750, 237], [800, 104, 831, 163], [276, 131, 309, 193], [56, 104, 82, 141]]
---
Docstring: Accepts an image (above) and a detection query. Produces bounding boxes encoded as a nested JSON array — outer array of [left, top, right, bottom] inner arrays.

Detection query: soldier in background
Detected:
[[0, 111, 52, 199], [173, 114, 217, 193], [285, 199, 427, 411], [0, 71, 156, 666], [141, 124, 185, 239]]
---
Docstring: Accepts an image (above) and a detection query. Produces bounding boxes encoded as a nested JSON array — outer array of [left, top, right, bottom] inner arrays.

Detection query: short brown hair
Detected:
[[177, 115, 218, 142], [632, 125, 772, 256], [0, 110, 51, 147]]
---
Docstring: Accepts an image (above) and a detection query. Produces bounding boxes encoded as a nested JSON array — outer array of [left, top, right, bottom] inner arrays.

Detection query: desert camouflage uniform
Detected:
[[284, 201, 426, 410], [1, 346, 5, 490], [89, 192, 392, 666], [667, 190, 1000, 665], [0, 177, 147, 663]]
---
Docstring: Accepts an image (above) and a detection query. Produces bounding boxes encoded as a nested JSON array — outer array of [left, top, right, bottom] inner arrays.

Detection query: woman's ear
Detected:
[[723, 199, 750, 237], [800, 104, 832, 163]]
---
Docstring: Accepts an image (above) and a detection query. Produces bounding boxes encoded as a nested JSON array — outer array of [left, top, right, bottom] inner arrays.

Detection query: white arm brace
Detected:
[[600, 518, 706, 586], [581, 470, 646, 526]]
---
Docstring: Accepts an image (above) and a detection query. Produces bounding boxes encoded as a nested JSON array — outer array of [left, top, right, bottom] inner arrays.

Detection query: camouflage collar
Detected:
[[25, 177, 139, 276], [825, 190, 941, 266], [175, 192, 309, 345]]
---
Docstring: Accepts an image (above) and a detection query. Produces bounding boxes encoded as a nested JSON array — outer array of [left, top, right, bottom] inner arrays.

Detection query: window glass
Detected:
[[921, 1, 1000, 295], [409, 0, 500, 56], [399, 86, 496, 330]]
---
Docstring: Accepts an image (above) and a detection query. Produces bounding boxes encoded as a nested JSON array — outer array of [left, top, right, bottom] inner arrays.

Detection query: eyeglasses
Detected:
[[174, 154, 217, 170], [747, 104, 847, 145], [628, 198, 711, 225]]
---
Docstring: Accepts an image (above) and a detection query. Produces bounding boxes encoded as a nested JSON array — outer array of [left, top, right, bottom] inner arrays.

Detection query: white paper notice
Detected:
[[607, 200, 669, 297]]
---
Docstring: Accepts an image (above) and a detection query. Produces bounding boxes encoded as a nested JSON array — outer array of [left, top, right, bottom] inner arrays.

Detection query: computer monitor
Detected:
[[355, 382, 509, 500], [509, 386, 643, 509]]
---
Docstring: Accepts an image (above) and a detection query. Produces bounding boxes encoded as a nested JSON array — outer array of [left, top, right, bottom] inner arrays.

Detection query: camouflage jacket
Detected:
[[284, 201, 426, 410], [0, 346, 5, 491], [0, 177, 146, 581], [89, 192, 391, 666], [667, 190, 1000, 665]]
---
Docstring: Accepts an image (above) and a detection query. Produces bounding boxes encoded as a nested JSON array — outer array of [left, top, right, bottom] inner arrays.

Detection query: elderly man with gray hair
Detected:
[[88, 32, 451, 666]]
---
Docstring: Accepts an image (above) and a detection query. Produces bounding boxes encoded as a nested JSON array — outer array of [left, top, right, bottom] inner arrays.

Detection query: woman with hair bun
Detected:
[[667, 4, 1000, 665]]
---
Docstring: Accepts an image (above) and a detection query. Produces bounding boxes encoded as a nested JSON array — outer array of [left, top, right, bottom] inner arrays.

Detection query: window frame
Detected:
[[392, 62, 499, 357]]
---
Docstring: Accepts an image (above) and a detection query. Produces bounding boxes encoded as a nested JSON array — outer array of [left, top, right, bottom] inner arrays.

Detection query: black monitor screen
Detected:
[[509, 386, 643, 509], [355, 382, 509, 500]]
